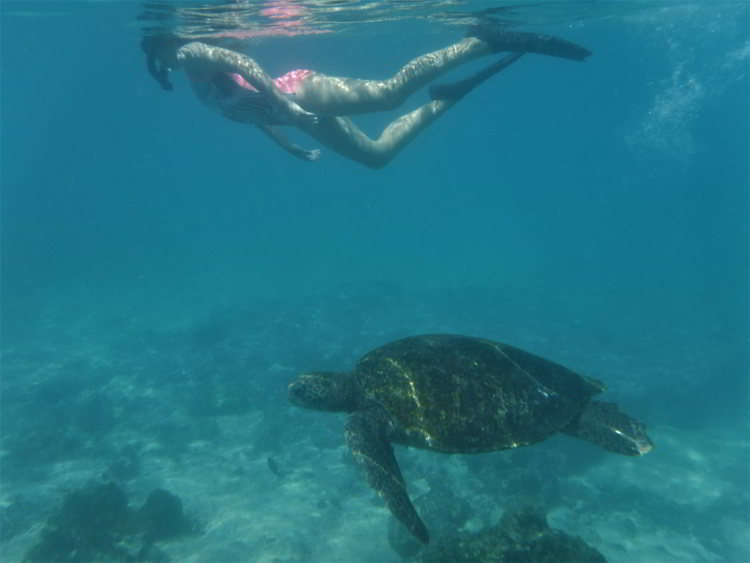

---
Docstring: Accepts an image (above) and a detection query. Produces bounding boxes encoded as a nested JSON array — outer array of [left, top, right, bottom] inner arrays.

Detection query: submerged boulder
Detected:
[[138, 488, 194, 542], [415, 506, 606, 563], [388, 486, 472, 559], [25, 483, 195, 562]]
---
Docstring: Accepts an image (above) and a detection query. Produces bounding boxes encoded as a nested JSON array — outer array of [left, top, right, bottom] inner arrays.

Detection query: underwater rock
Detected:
[[415, 506, 606, 563], [25, 483, 135, 562], [138, 488, 194, 541], [24, 483, 194, 562], [266, 456, 283, 477], [388, 486, 472, 559], [0, 496, 41, 542]]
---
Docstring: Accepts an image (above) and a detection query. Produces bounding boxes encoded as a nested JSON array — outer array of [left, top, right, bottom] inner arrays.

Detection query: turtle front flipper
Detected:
[[345, 408, 430, 543]]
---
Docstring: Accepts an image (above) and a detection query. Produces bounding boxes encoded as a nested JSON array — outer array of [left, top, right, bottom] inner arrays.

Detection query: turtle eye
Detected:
[[288, 383, 302, 399], [288, 381, 314, 406]]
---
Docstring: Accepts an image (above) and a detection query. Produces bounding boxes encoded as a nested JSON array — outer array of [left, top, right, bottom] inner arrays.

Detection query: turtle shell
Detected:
[[353, 334, 604, 453]]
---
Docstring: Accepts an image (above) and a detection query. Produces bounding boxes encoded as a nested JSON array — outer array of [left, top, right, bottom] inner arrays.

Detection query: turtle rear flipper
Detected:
[[345, 409, 430, 543], [562, 400, 653, 456]]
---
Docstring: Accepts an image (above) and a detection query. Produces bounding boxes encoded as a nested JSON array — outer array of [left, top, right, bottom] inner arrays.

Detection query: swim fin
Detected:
[[468, 24, 592, 61], [429, 52, 524, 101]]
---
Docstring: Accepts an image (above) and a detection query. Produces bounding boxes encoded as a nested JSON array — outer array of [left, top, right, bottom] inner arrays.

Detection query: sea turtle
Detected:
[[287, 334, 653, 543]]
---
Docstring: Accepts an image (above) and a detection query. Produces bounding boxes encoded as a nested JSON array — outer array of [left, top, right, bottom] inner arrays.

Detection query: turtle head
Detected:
[[288, 371, 355, 412], [564, 400, 653, 456]]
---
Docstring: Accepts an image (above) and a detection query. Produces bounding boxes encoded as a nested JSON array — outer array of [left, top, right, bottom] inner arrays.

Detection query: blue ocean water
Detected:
[[1, 1, 748, 562]]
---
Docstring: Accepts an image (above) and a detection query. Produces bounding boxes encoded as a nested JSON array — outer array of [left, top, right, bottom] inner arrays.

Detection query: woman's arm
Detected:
[[260, 125, 321, 162], [176, 42, 318, 128]]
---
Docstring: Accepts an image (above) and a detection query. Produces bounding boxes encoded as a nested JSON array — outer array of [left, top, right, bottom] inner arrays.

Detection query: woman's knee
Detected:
[[358, 151, 392, 169], [378, 81, 408, 111]]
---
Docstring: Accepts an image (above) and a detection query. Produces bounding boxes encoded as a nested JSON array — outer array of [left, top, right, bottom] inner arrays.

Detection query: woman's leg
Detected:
[[303, 53, 522, 169], [305, 101, 450, 169], [293, 26, 590, 116], [294, 37, 492, 116]]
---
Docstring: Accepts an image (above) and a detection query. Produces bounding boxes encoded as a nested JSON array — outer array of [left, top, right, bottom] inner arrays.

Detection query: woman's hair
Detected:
[[140, 35, 177, 91]]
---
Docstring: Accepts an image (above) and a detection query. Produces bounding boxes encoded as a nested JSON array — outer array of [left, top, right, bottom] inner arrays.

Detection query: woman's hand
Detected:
[[288, 103, 319, 129], [302, 149, 321, 161], [260, 124, 320, 162]]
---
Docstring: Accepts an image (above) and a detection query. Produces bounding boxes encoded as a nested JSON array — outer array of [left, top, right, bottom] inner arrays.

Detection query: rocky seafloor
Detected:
[[2, 283, 747, 562]]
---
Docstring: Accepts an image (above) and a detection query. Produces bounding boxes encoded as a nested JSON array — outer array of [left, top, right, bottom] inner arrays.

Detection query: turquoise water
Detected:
[[1, 2, 748, 561]]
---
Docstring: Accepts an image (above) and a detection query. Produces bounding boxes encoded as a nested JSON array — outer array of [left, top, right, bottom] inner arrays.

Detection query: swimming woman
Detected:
[[142, 25, 591, 169]]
